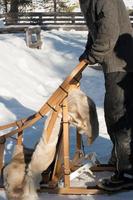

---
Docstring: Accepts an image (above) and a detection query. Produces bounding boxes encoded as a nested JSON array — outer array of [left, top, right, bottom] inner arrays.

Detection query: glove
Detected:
[[79, 49, 90, 63], [79, 49, 97, 65]]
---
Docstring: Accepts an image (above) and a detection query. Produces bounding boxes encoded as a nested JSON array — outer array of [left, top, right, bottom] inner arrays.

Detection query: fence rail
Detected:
[[0, 12, 133, 32], [3, 12, 87, 31], [130, 15, 133, 24]]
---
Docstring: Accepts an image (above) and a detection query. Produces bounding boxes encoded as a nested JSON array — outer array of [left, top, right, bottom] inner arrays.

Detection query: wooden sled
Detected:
[[0, 60, 115, 195]]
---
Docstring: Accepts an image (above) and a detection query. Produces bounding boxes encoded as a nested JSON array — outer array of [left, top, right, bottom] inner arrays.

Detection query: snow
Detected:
[[123, 0, 133, 9], [0, 19, 4, 28], [0, 30, 132, 199]]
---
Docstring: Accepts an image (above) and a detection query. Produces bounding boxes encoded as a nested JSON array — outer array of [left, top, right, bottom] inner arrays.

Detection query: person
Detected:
[[79, 0, 133, 191]]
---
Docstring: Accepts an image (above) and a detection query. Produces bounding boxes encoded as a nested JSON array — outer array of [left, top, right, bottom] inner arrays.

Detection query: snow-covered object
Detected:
[[70, 152, 97, 181]]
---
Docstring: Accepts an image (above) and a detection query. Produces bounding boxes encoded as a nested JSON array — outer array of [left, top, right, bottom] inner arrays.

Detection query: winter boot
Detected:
[[97, 171, 133, 192]]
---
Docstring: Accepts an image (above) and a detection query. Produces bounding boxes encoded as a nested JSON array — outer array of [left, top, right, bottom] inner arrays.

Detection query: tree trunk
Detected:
[[3, 0, 8, 13], [8, 0, 19, 25], [53, 0, 56, 12], [10, 0, 19, 13]]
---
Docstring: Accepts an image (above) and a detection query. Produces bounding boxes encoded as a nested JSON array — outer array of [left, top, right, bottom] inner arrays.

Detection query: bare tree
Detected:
[[42, 0, 77, 12], [9, 0, 32, 13], [0, 0, 9, 13], [9, 0, 19, 12]]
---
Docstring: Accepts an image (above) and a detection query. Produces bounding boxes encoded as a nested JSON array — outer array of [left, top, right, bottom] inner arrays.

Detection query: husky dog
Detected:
[[3, 144, 26, 200], [67, 88, 99, 144]]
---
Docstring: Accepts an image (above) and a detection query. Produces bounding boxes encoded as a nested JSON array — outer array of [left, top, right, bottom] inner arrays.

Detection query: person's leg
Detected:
[[118, 73, 133, 172], [98, 72, 133, 191], [104, 72, 131, 170]]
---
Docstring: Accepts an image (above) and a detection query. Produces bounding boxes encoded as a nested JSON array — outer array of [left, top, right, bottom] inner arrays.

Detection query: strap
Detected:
[[16, 121, 24, 145]]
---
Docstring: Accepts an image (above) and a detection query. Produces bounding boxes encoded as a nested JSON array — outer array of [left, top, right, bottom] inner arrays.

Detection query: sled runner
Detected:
[[0, 60, 115, 195]]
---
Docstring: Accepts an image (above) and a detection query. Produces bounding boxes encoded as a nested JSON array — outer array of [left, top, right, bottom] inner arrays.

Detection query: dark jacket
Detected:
[[79, 0, 133, 73]]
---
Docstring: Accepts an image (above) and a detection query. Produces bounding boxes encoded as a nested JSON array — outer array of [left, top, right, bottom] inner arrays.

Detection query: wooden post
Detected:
[[17, 131, 23, 145], [54, 0, 57, 12], [45, 105, 61, 143], [17, 121, 23, 145], [49, 131, 64, 188], [62, 98, 70, 188], [0, 138, 6, 172]]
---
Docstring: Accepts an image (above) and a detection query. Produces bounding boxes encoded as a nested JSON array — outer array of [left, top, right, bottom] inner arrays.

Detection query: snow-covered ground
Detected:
[[0, 30, 133, 199], [124, 0, 133, 9]]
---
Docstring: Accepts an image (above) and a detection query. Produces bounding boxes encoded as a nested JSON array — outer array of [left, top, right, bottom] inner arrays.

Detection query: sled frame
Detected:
[[0, 60, 115, 194], [39, 88, 115, 195]]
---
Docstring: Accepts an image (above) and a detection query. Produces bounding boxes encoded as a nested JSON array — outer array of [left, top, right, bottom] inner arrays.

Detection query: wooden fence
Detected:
[[0, 12, 87, 32], [130, 15, 133, 25], [0, 12, 133, 33]]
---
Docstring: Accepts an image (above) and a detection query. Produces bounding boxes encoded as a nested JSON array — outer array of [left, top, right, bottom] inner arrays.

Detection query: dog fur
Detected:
[[67, 88, 99, 144], [3, 144, 26, 200]]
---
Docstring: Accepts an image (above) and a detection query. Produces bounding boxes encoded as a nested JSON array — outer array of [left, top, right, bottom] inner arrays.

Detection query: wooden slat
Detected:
[[0, 185, 103, 195], [4, 12, 132, 25], [16, 12, 83, 17], [0, 11, 132, 32], [10, 22, 86, 26], [2, 12, 132, 27], [0, 138, 6, 171], [91, 164, 115, 172], [39, 187, 104, 195], [62, 98, 70, 188], [45, 106, 61, 143], [0, 26, 88, 33], [50, 132, 64, 187]]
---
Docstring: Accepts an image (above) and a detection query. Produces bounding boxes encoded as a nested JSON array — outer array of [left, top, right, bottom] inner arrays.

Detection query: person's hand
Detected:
[[79, 49, 90, 64]]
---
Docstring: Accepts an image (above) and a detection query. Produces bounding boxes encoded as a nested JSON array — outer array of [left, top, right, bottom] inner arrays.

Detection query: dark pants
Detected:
[[104, 72, 133, 172]]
